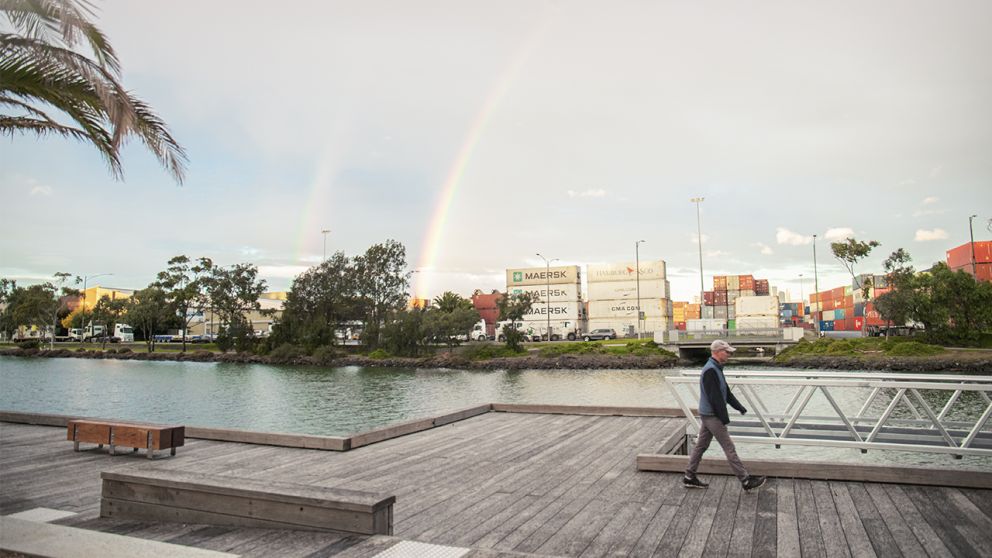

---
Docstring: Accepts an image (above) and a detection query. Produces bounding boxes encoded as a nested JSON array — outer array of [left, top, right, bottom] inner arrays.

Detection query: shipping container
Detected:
[[782, 310, 793, 319], [713, 276, 728, 290], [834, 319, 848, 331], [820, 320, 835, 331], [702, 306, 715, 319], [714, 306, 729, 319], [755, 279, 769, 296], [947, 241, 992, 269], [727, 319, 736, 330], [727, 306, 736, 319], [586, 280, 668, 301], [703, 291, 716, 305], [714, 291, 729, 305], [823, 310, 835, 321], [587, 318, 669, 337], [507, 283, 580, 303], [854, 317, 864, 330], [952, 261, 992, 283], [506, 265, 580, 287], [739, 275, 755, 291], [835, 308, 847, 320], [587, 298, 672, 319], [728, 275, 740, 290], [735, 295, 780, 317], [587, 260, 667, 283], [854, 303, 865, 317], [521, 300, 584, 321]]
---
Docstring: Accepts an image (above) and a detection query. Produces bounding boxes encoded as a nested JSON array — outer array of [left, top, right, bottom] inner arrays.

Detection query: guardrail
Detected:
[[664, 328, 802, 343], [667, 371, 992, 458]]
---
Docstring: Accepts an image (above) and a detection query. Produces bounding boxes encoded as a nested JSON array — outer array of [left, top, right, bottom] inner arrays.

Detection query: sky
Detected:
[[2, 0, 991, 304]]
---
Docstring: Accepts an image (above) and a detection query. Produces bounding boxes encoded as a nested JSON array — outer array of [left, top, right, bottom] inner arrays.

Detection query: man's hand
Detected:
[[739, 408, 747, 415]]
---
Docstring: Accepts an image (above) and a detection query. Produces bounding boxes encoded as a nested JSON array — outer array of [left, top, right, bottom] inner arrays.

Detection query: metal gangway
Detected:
[[666, 370, 992, 458]]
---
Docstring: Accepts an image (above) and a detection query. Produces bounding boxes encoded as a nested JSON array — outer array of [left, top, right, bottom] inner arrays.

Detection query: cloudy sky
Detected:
[[2, 0, 990, 303]]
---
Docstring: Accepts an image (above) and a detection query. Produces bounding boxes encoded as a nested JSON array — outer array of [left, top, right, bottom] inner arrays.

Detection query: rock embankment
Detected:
[[0, 347, 679, 370]]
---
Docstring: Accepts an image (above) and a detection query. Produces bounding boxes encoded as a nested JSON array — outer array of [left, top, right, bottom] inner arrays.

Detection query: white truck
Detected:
[[69, 324, 134, 342], [494, 320, 536, 342], [469, 320, 489, 341]]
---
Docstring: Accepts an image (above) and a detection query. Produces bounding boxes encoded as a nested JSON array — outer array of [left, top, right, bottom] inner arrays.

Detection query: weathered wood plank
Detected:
[[491, 403, 686, 417], [726, 478, 758, 558], [873, 483, 950, 558], [901, 485, 990, 557], [775, 478, 801, 558], [636, 454, 992, 489], [811, 480, 852, 558], [751, 478, 777, 558], [827, 482, 875, 558], [795, 479, 826, 558], [843, 483, 901, 558], [677, 475, 732, 558]]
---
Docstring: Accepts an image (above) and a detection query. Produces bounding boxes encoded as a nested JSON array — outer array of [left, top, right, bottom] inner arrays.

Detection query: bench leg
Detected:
[[109, 444, 115, 456], [148, 448, 155, 459], [170, 448, 176, 456], [133, 448, 138, 453], [98, 444, 104, 449], [73, 441, 79, 452]]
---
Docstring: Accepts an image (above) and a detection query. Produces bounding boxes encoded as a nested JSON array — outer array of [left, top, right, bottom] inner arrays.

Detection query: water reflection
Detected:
[[1, 357, 988, 469]]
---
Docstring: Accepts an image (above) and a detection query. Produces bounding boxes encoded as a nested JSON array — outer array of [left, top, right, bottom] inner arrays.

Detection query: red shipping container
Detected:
[[714, 291, 729, 305], [832, 287, 846, 299], [834, 319, 848, 331], [713, 276, 728, 290], [738, 275, 755, 290], [947, 241, 992, 269], [703, 291, 716, 305], [853, 317, 864, 330], [844, 295, 854, 307]]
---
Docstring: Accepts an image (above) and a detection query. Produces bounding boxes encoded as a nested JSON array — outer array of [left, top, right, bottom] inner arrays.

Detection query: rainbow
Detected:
[[414, 20, 547, 299]]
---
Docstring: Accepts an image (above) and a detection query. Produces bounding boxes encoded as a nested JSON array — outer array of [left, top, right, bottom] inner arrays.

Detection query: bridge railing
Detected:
[[664, 328, 799, 343], [667, 371, 992, 458]]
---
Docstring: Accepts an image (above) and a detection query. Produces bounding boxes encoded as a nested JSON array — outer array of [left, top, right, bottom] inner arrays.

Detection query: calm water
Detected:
[[1, 357, 989, 470]]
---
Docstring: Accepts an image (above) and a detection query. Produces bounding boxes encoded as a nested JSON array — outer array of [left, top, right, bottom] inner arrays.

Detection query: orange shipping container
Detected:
[[713, 276, 728, 290], [738, 275, 755, 290]]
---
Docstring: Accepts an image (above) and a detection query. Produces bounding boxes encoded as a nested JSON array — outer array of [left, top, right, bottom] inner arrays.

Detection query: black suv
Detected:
[[582, 329, 617, 341]]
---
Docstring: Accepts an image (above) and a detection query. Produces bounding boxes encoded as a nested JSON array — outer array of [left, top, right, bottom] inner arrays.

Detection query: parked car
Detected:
[[582, 329, 617, 341]]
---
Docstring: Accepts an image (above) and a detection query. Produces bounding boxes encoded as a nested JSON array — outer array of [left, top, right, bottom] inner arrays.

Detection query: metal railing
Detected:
[[665, 328, 799, 343], [667, 371, 992, 458]]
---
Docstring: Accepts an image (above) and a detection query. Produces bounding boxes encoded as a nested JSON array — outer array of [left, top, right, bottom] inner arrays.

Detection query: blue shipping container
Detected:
[[835, 308, 846, 320], [782, 310, 794, 318], [854, 303, 865, 317], [819, 320, 835, 331]]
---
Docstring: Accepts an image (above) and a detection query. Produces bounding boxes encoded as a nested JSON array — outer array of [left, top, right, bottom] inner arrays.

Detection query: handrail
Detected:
[[666, 373, 992, 458]]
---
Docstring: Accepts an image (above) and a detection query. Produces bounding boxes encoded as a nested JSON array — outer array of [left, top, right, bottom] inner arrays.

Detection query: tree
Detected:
[[156, 255, 213, 352], [46, 272, 77, 348], [353, 240, 410, 348], [125, 286, 171, 352], [0, 0, 187, 182], [90, 294, 126, 348], [873, 249, 915, 334], [496, 292, 536, 352], [272, 252, 359, 350], [909, 263, 992, 346], [381, 308, 430, 357], [831, 237, 880, 336], [1, 282, 57, 340], [206, 262, 268, 352], [425, 292, 480, 348]]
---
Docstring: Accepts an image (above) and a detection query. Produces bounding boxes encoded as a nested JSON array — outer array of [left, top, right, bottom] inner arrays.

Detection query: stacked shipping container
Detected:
[[586, 261, 672, 335], [947, 241, 992, 283], [695, 274, 764, 330], [671, 302, 701, 330], [505, 265, 585, 337]]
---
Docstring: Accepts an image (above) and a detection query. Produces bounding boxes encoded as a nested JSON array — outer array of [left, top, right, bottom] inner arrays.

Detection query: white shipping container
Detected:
[[735, 316, 779, 330], [728, 276, 740, 290], [588, 298, 671, 319], [506, 265, 581, 287], [822, 310, 835, 321], [586, 280, 668, 302], [506, 283, 580, 303], [586, 318, 670, 337], [687, 319, 727, 331], [587, 260, 667, 283], [735, 295, 780, 317], [521, 300, 583, 322]]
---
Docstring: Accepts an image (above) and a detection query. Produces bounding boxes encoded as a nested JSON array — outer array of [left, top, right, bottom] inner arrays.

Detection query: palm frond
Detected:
[[1, 0, 120, 72]]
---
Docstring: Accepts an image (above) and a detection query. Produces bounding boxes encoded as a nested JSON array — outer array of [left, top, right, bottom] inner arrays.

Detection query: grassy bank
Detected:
[[772, 337, 992, 372]]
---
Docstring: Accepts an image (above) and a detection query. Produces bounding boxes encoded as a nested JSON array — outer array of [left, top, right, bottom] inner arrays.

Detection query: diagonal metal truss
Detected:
[[667, 371, 992, 458]]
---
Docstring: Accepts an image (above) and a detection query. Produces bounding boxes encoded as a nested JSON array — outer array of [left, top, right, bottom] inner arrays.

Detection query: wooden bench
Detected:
[[67, 419, 184, 459], [100, 470, 395, 535]]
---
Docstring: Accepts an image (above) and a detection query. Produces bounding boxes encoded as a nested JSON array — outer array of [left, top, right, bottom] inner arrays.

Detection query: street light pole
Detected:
[[690, 197, 705, 307], [969, 215, 978, 276], [812, 235, 820, 337], [321, 229, 331, 261], [536, 253, 558, 341], [635, 240, 646, 339], [79, 273, 112, 340], [798, 273, 804, 305]]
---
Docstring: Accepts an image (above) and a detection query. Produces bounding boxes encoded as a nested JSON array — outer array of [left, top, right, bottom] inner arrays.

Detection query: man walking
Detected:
[[683, 339, 766, 491]]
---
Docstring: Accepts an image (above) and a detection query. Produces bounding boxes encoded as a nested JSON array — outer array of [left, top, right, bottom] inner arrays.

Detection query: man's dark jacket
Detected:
[[698, 356, 747, 425]]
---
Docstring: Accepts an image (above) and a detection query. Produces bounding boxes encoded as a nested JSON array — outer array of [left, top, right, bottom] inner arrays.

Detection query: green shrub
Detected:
[[268, 343, 307, 363], [368, 348, 390, 359], [311, 345, 341, 364], [461, 343, 524, 360], [538, 342, 605, 357], [117, 347, 132, 354], [15, 339, 40, 350], [885, 341, 945, 357]]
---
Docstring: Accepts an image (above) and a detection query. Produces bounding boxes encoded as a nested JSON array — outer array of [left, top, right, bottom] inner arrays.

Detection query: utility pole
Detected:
[[635, 240, 646, 339], [536, 253, 558, 341], [79, 273, 112, 341], [812, 235, 820, 336], [321, 229, 331, 261], [690, 197, 705, 307], [969, 215, 978, 276]]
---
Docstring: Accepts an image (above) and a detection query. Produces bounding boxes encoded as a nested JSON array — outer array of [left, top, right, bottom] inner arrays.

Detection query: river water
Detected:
[[1, 357, 989, 470]]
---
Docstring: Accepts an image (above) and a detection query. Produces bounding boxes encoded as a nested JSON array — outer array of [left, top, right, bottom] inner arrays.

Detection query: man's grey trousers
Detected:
[[685, 415, 749, 481]]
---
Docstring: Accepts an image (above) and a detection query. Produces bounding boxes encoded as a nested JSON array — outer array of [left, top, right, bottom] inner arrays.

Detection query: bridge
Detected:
[[657, 327, 803, 358]]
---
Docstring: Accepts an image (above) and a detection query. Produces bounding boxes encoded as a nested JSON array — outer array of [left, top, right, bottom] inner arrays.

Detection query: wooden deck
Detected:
[[2, 412, 992, 557]]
